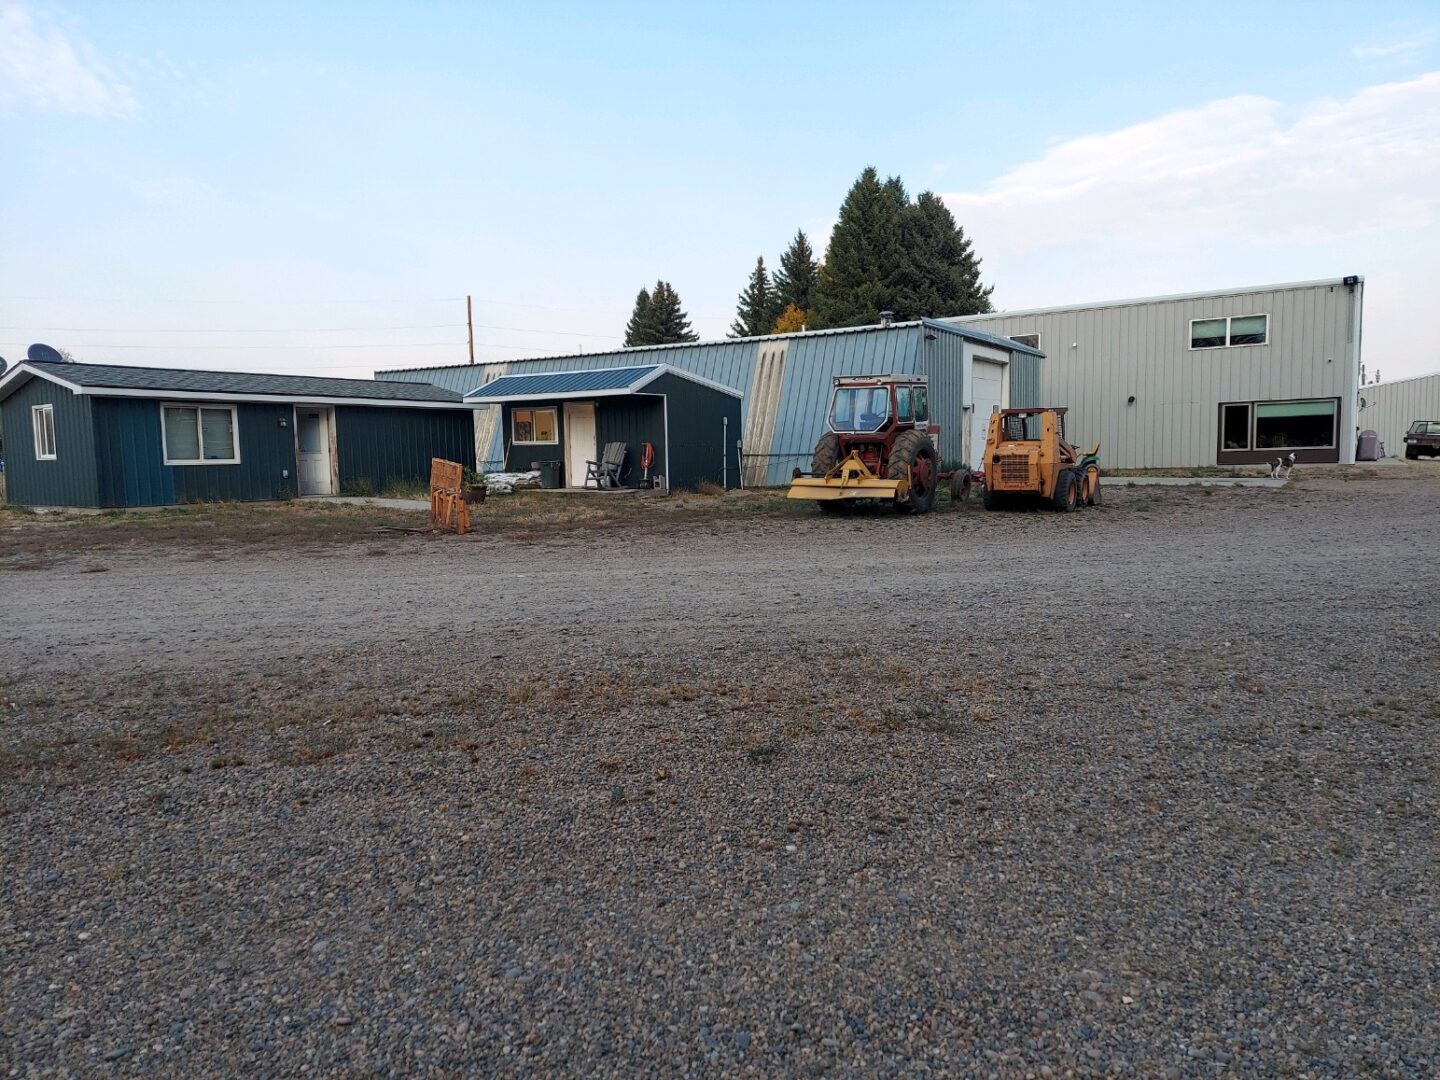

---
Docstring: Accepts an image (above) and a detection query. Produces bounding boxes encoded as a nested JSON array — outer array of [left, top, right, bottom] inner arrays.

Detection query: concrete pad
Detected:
[[1113, 476, 1288, 488]]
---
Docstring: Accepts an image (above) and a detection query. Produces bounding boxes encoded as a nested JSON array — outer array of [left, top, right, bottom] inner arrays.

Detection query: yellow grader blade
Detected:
[[786, 450, 908, 502]]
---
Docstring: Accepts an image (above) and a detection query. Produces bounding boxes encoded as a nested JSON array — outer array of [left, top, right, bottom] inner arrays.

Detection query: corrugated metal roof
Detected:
[[948, 277, 1357, 320], [380, 316, 1040, 377], [14, 359, 463, 402], [467, 365, 658, 399]]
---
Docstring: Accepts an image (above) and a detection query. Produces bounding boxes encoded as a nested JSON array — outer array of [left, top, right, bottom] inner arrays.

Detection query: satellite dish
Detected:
[[27, 343, 65, 364]]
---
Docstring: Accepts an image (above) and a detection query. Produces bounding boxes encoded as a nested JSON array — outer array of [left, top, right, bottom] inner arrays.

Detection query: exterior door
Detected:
[[970, 361, 1006, 467], [563, 402, 596, 488], [295, 407, 334, 495]]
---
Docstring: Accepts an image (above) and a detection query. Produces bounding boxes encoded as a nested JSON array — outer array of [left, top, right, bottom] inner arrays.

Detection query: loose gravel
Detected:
[[2, 466, 1438, 1077]]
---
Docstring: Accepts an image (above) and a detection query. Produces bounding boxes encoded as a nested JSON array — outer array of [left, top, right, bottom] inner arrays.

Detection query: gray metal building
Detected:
[[1358, 370, 1440, 457], [950, 278, 1365, 468], [382, 318, 1044, 486]]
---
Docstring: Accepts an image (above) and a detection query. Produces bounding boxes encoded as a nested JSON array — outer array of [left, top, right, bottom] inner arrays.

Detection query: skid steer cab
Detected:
[[787, 375, 968, 514], [981, 407, 1100, 512]]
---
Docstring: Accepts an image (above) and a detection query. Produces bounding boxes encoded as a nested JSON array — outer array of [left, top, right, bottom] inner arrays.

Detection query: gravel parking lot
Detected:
[[2, 467, 1438, 1077]]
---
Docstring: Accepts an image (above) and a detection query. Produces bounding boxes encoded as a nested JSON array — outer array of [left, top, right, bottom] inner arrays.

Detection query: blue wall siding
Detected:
[[334, 406, 472, 493], [93, 398, 298, 506], [0, 377, 97, 507]]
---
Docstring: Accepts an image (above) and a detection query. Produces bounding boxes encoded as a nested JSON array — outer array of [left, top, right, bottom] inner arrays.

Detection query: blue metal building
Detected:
[[0, 360, 473, 508], [381, 317, 1043, 485]]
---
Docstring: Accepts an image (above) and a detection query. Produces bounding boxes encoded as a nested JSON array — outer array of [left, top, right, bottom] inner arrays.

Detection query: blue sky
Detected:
[[2, 1, 1437, 380]]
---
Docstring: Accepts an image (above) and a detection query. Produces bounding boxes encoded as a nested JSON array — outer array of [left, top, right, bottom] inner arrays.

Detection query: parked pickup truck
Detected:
[[1404, 420, 1440, 459]]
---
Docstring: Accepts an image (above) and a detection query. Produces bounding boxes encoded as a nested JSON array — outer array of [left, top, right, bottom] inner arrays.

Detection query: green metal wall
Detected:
[[646, 373, 741, 489], [92, 398, 297, 506], [1009, 353, 1043, 408], [334, 406, 472, 493], [594, 398, 667, 487], [501, 402, 569, 475], [0, 377, 98, 507]]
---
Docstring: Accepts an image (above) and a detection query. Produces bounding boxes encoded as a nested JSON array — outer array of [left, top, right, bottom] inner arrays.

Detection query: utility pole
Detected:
[[466, 295, 475, 365]]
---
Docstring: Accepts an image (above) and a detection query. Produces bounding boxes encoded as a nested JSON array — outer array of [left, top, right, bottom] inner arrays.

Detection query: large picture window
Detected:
[[1191, 314, 1268, 349], [1217, 398, 1338, 458], [1254, 400, 1336, 449], [32, 404, 56, 460], [162, 404, 240, 464], [511, 406, 558, 444]]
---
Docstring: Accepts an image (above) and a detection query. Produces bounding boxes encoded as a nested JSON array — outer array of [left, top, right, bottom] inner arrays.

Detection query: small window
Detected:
[[1191, 314, 1268, 349], [896, 386, 912, 422], [162, 404, 240, 464], [32, 404, 56, 460], [1254, 399, 1335, 449], [512, 406, 558, 444], [1009, 333, 1040, 350], [1221, 403, 1251, 449], [913, 385, 929, 423]]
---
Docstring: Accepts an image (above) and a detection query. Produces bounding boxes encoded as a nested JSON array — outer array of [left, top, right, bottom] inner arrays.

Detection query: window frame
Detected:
[[1189, 313, 1269, 351], [1220, 402, 1252, 450], [160, 403, 242, 466], [1009, 333, 1040, 350], [32, 404, 57, 460], [510, 405, 559, 446]]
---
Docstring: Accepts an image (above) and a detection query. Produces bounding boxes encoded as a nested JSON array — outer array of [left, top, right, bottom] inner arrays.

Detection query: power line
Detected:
[[0, 321, 621, 340], [65, 341, 464, 350], [0, 323, 465, 333]]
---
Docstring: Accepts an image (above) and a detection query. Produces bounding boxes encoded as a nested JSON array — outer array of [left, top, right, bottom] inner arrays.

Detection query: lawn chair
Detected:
[[585, 442, 628, 489]]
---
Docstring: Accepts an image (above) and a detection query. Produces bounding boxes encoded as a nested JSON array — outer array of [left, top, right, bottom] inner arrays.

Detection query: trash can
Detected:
[[538, 460, 563, 489], [1356, 430, 1380, 461]]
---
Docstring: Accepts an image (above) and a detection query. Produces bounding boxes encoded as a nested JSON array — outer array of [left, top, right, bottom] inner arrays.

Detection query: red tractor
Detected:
[[788, 374, 967, 514]]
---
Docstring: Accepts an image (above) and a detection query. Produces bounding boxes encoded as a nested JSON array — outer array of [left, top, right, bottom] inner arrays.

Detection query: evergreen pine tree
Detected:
[[812, 167, 909, 328], [897, 192, 993, 317], [623, 287, 656, 347], [647, 280, 698, 344], [772, 230, 818, 314], [730, 256, 782, 337]]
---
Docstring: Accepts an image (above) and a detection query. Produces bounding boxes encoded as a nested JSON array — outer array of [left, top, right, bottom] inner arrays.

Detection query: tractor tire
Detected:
[[1087, 469, 1102, 506], [811, 432, 841, 475], [887, 430, 938, 514], [1051, 469, 1079, 513], [949, 469, 973, 506]]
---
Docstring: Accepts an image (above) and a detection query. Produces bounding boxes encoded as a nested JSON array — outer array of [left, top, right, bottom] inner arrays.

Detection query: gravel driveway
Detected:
[[3, 468, 1438, 1077]]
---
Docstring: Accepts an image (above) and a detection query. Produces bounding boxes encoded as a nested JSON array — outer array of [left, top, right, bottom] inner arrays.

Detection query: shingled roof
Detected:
[[0, 360, 465, 405]]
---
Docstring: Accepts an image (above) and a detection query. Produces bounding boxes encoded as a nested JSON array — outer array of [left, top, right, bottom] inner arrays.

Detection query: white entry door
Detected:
[[970, 361, 1006, 467], [295, 407, 334, 495], [563, 402, 596, 488]]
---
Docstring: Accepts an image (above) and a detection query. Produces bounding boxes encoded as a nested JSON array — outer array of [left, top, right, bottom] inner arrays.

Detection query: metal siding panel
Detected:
[[0, 377, 97, 506], [334, 406, 472, 492], [1359, 371, 1440, 457]]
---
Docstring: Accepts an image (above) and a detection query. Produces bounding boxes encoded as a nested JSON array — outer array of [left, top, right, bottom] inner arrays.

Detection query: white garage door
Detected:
[[970, 361, 1006, 466]]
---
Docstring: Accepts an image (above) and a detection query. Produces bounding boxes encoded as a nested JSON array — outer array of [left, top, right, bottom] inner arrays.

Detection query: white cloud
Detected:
[[0, 2, 136, 117], [940, 73, 1440, 379], [943, 72, 1440, 257], [1353, 30, 1435, 59]]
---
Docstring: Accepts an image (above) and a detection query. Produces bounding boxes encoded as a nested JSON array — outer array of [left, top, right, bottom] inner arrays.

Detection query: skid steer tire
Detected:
[[982, 484, 1003, 511], [811, 433, 841, 476], [887, 430, 938, 514], [1052, 469, 1079, 513]]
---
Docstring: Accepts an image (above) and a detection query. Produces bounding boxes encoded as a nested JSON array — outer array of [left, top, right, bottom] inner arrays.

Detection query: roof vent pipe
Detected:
[[879, 310, 894, 327]]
